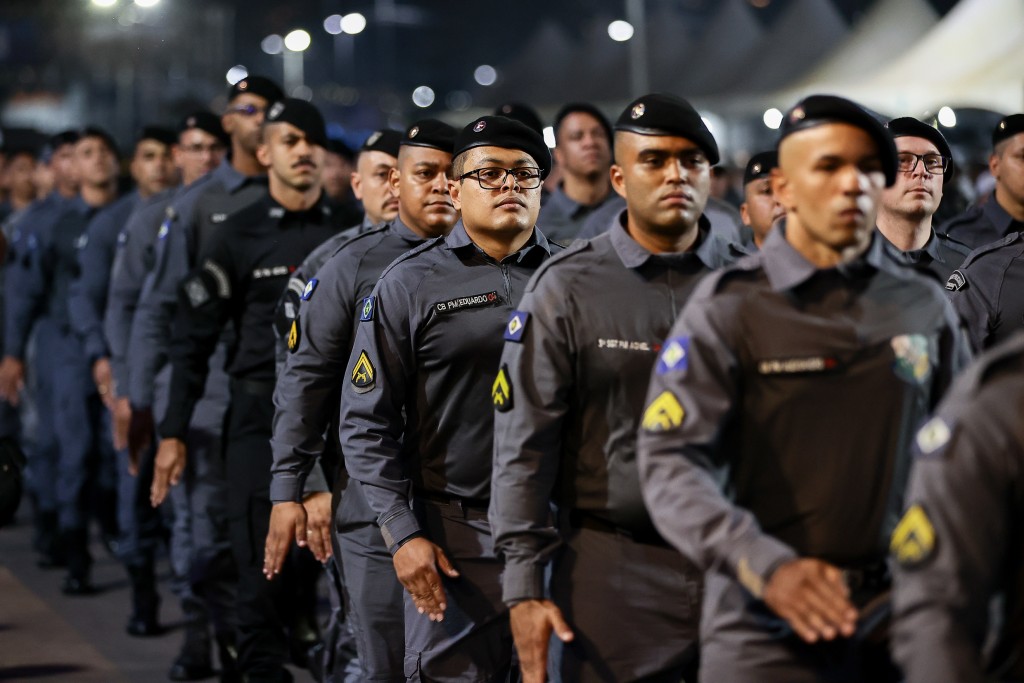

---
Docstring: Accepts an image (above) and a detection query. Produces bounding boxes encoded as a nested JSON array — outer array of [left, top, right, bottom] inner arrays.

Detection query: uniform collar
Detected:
[[265, 193, 331, 225], [761, 222, 885, 292], [544, 183, 585, 219], [214, 158, 266, 194], [445, 219, 556, 263], [985, 191, 1024, 234], [389, 215, 429, 244], [878, 228, 943, 266], [609, 209, 719, 269]]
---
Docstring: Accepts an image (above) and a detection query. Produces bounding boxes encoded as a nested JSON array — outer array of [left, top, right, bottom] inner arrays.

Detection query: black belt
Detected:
[[567, 509, 671, 548], [230, 378, 276, 396], [415, 490, 490, 510]]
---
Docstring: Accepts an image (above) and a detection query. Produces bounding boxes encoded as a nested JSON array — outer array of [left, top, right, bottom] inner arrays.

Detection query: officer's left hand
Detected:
[[112, 397, 132, 455], [302, 492, 333, 563], [92, 358, 116, 411], [510, 599, 574, 683], [264, 502, 307, 580], [150, 438, 187, 507], [393, 537, 460, 622]]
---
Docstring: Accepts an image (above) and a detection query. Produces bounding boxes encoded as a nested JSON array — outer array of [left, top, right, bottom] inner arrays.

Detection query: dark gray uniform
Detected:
[[271, 218, 426, 681], [537, 185, 625, 243], [491, 214, 732, 681], [578, 194, 752, 247], [637, 226, 969, 683], [339, 221, 559, 682], [938, 194, 1024, 252], [946, 231, 1024, 352], [891, 332, 1024, 683], [878, 229, 970, 284]]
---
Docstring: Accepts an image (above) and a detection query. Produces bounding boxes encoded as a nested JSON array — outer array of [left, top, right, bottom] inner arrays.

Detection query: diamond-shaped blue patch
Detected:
[[504, 310, 529, 342], [656, 336, 689, 375], [359, 296, 375, 322], [301, 278, 318, 301]]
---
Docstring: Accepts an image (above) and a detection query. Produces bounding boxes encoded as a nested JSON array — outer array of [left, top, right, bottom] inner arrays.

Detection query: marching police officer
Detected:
[[155, 98, 345, 683], [891, 331, 1024, 683], [344, 129, 402, 233], [265, 119, 458, 681], [637, 95, 970, 682], [876, 117, 969, 282], [339, 116, 561, 682], [938, 114, 1024, 250], [738, 150, 784, 251], [490, 93, 733, 683]]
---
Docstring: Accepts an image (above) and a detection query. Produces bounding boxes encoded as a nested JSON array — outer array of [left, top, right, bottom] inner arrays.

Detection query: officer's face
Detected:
[[880, 136, 944, 222], [554, 112, 612, 178], [50, 143, 79, 192], [352, 150, 399, 225], [774, 123, 886, 257], [33, 158, 54, 197], [741, 176, 785, 246], [392, 146, 456, 237], [449, 146, 542, 237], [131, 139, 176, 198], [222, 94, 268, 155], [74, 136, 118, 188], [991, 133, 1024, 207], [4, 153, 37, 200], [321, 151, 353, 202], [611, 132, 711, 237], [173, 129, 225, 186], [256, 122, 325, 193]]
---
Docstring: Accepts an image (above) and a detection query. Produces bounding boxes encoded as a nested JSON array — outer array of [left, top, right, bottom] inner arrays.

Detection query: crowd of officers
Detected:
[[0, 70, 1023, 683]]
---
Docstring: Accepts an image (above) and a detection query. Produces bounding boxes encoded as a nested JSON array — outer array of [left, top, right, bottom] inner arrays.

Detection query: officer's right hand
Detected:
[[92, 357, 116, 411], [393, 537, 459, 622], [150, 438, 187, 507], [510, 599, 574, 683], [112, 397, 132, 455], [0, 356, 25, 406], [263, 502, 307, 580], [762, 558, 858, 643], [128, 407, 154, 465]]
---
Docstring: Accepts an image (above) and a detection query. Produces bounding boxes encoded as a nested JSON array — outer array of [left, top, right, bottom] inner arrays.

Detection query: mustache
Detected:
[[292, 158, 317, 169]]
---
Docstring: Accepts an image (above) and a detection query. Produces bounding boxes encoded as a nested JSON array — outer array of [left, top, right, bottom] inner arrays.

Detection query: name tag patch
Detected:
[[757, 356, 838, 375], [598, 338, 653, 351], [504, 311, 529, 342], [253, 265, 291, 280], [435, 291, 499, 314]]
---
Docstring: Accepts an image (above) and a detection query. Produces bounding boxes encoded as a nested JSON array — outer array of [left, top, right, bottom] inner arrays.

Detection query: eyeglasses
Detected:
[[897, 152, 948, 175], [459, 166, 543, 190], [225, 104, 265, 117]]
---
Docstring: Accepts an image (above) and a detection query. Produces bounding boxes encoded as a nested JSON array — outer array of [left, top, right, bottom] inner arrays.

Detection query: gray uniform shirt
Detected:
[[637, 226, 969, 597], [878, 228, 970, 285], [938, 193, 1024, 252], [490, 214, 733, 603], [269, 218, 426, 503], [892, 332, 1024, 683], [339, 221, 559, 551], [537, 184, 625, 243], [946, 231, 1024, 352]]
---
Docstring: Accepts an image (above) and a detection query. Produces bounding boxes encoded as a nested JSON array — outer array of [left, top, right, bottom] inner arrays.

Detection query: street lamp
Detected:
[[283, 29, 311, 96], [341, 13, 367, 35], [90, 0, 117, 7]]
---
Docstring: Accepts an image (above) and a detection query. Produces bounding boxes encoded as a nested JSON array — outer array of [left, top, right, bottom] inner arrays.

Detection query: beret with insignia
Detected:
[[178, 111, 228, 146], [743, 150, 778, 186], [401, 119, 457, 153], [265, 98, 328, 149], [615, 93, 719, 165], [993, 113, 1024, 148], [360, 129, 402, 158], [453, 115, 552, 179], [886, 116, 955, 181], [228, 75, 283, 104], [779, 94, 898, 186]]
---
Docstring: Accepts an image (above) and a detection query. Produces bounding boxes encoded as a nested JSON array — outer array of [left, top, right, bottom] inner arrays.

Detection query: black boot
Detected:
[[35, 511, 66, 569], [95, 489, 120, 557], [125, 561, 162, 636], [216, 632, 241, 683], [60, 527, 95, 596], [168, 600, 214, 681]]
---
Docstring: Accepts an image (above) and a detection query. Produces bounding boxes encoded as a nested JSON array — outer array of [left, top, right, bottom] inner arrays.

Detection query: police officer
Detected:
[[636, 94, 970, 682], [536, 103, 622, 242], [155, 98, 344, 683], [738, 150, 784, 251], [339, 116, 560, 682], [346, 129, 402, 233], [491, 93, 732, 683], [876, 117, 969, 282], [891, 331, 1024, 683], [939, 114, 1024, 250]]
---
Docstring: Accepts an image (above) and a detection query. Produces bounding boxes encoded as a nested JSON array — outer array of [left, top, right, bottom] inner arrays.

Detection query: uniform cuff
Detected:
[[380, 507, 422, 554], [727, 535, 798, 599], [84, 334, 109, 366], [269, 475, 304, 503], [502, 562, 547, 605], [301, 462, 330, 496]]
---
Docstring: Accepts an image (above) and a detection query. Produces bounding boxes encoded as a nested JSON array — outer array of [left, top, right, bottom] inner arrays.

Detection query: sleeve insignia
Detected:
[[890, 503, 937, 568], [492, 365, 514, 412], [359, 296, 376, 322], [183, 276, 211, 308], [287, 319, 300, 353], [891, 334, 932, 385], [656, 336, 690, 375], [504, 311, 529, 343], [350, 350, 376, 392], [944, 269, 967, 291], [641, 391, 685, 432], [914, 416, 951, 457], [301, 277, 318, 301]]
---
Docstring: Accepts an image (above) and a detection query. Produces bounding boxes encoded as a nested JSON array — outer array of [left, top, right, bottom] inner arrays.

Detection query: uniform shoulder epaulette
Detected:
[[377, 234, 446, 280], [523, 239, 592, 293], [935, 203, 983, 235], [959, 231, 1023, 269], [706, 256, 763, 294]]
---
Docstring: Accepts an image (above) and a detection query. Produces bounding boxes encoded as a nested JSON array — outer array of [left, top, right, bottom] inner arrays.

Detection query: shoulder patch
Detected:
[[492, 365, 513, 412], [914, 416, 951, 458], [287, 319, 301, 353], [301, 278, 318, 301], [504, 311, 529, 343], [890, 503, 937, 568], [359, 296, 375, 322], [350, 351, 376, 392], [184, 276, 211, 308], [641, 391, 685, 432], [891, 334, 932, 385], [656, 337, 689, 375], [944, 269, 966, 291]]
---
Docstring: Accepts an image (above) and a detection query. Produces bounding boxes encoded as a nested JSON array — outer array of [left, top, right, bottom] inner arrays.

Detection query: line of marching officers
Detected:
[[2, 73, 1024, 683]]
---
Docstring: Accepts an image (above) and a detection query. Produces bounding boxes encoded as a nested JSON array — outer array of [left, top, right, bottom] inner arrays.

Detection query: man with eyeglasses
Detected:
[[637, 94, 969, 682], [939, 114, 1024, 251], [490, 93, 733, 683], [875, 117, 970, 283], [339, 116, 561, 683]]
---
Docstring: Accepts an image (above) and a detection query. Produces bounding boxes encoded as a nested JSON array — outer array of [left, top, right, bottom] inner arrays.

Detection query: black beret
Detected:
[[401, 119, 457, 153], [454, 115, 552, 179], [614, 93, 719, 165], [554, 102, 613, 145], [743, 151, 778, 186], [49, 130, 81, 150], [138, 126, 177, 148], [228, 75, 283, 104], [80, 125, 121, 160], [360, 129, 402, 158], [179, 111, 228, 146], [886, 117, 954, 181], [778, 94, 897, 186], [494, 103, 544, 136], [264, 98, 328, 149], [327, 138, 356, 161], [993, 113, 1024, 147]]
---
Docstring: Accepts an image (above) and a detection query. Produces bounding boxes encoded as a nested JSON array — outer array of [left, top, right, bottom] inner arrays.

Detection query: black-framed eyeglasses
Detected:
[[897, 152, 948, 175], [459, 166, 543, 190], [226, 104, 265, 117]]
